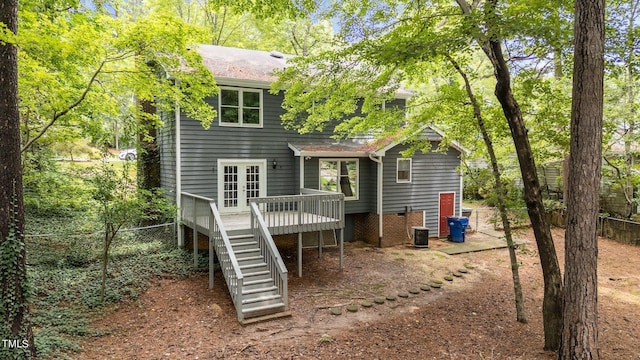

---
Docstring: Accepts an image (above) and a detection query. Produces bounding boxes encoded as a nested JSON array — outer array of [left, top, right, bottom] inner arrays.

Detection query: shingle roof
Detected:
[[195, 45, 412, 98], [197, 45, 291, 83]]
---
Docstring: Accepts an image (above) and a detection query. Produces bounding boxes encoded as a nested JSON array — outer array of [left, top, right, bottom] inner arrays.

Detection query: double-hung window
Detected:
[[319, 159, 358, 200], [219, 87, 262, 127], [397, 158, 412, 183]]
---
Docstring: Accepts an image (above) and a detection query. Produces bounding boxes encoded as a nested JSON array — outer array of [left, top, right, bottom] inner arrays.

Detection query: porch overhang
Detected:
[[288, 142, 380, 158]]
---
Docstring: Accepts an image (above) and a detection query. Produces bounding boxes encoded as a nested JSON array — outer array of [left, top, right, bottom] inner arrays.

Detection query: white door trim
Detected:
[[217, 159, 267, 213]]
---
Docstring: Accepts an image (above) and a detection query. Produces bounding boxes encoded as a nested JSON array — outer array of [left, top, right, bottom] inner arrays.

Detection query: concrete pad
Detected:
[[437, 237, 528, 255]]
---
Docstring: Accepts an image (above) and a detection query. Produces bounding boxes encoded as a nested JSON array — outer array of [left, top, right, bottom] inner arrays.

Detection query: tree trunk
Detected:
[[137, 98, 161, 191], [484, 34, 564, 352], [464, 0, 564, 349], [448, 55, 527, 323], [0, 0, 36, 356], [559, 0, 604, 358]]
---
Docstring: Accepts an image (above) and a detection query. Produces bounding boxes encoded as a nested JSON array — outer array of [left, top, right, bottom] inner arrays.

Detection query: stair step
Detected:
[[238, 255, 263, 263], [242, 293, 282, 305], [240, 262, 267, 271], [242, 301, 287, 316], [244, 278, 273, 287], [243, 285, 278, 296], [227, 229, 253, 238], [229, 233, 252, 240], [235, 248, 261, 255], [243, 278, 274, 291], [243, 270, 270, 280], [231, 241, 258, 248]]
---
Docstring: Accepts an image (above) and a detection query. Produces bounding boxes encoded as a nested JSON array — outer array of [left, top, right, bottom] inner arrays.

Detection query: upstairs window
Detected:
[[219, 88, 262, 127], [319, 159, 359, 200], [397, 158, 412, 183]]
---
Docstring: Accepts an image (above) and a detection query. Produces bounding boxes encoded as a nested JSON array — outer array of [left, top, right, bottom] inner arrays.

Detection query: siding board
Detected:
[[160, 87, 460, 227], [382, 143, 462, 231], [173, 90, 375, 214]]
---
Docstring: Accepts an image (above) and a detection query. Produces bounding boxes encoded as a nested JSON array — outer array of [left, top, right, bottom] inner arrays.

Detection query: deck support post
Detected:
[[318, 231, 323, 258], [193, 200, 198, 268], [339, 228, 344, 272], [209, 239, 214, 288], [298, 233, 303, 277], [209, 212, 214, 289]]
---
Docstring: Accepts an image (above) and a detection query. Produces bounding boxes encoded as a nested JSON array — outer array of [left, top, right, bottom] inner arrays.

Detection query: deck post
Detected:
[[298, 232, 303, 277], [193, 199, 198, 268], [318, 230, 323, 258], [209, 213, 214, 289], [339, 228, 344, 272]]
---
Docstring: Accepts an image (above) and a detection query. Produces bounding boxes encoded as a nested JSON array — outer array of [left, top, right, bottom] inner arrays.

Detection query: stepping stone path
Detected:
[[329, 263, 479, 316]]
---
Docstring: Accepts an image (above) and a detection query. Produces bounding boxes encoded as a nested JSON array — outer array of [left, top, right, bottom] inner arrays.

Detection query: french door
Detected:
[[218, 160, 266, 213]]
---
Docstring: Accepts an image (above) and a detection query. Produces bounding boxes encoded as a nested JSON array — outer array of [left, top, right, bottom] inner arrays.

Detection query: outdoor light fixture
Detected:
[[272, 159, 278, 169]]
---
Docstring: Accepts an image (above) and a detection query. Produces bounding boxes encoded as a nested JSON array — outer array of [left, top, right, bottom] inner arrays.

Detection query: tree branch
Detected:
[[21, 59, 107, 153]]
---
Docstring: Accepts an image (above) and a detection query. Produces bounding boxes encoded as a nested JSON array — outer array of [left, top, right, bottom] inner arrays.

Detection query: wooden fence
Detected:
[[546, 209, 640, 246]]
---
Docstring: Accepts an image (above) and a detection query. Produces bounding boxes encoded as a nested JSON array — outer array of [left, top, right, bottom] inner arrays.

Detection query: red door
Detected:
[[439, 193, 455, 237]]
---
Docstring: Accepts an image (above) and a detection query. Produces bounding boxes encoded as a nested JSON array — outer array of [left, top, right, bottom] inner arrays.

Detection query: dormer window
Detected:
[[219, 87, 263, 127]]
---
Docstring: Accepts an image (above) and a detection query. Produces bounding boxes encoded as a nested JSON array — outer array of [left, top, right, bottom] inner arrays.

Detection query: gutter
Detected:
[[369, 154, 384, 247]]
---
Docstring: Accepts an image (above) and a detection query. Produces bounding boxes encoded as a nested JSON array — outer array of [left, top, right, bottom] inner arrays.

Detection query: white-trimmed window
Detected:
[[397, 158, 412, 183], [319, 159, 358, 200], [218, 87, 262, 127]]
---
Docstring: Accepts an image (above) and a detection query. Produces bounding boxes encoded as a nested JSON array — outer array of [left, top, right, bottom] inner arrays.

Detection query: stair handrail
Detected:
[[250, 202, 288, 310], [209, 201, 244, 320]]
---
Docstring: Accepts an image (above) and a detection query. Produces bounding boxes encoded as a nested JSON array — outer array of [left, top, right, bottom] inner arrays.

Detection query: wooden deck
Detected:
[[220, 212, 341, 233], [181, 190, 345, 277]]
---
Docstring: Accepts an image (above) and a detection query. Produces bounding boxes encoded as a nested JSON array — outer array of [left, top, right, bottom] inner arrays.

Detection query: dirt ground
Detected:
[[79, 212, 640, 359]]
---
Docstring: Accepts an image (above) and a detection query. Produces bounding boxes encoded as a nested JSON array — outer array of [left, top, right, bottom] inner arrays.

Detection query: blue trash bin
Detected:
[[447, 217, 469, 242]]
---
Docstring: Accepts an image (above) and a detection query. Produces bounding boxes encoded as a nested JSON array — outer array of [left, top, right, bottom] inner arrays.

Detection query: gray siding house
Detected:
[[160, 45, 464, 248]]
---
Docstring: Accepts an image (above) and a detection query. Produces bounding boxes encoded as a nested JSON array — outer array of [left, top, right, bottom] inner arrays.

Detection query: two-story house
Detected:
[[161, 44, 464, 245], [158, 45, 465, 323]]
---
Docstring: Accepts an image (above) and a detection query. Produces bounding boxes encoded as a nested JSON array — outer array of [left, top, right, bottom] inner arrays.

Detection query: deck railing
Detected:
[[250, 203, 288, 310], [180, 192, 244, 321], [209, 201, 244, 321], [253, 188, 345, 235], [180, 192, 213, 268]]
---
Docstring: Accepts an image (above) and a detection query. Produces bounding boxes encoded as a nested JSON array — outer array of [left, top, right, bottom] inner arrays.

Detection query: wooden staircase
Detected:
[[227, 230, 290, 323]]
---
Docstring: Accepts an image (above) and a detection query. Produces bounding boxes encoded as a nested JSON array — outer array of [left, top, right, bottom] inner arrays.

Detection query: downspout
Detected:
[[299, 155, 305, 193], [175, 102, 183, 247], [458, 158, 464, 217], [369, 154, 383, 247], [459, 169, 463, 216]]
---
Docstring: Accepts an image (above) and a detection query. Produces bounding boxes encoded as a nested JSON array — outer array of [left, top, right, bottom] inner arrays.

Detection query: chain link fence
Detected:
[[465, 207, 530, 234], [25, 222, 178, 267]]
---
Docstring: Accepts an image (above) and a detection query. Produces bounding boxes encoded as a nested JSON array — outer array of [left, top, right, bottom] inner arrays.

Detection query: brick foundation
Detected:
[[355, 211, 425, 247]]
